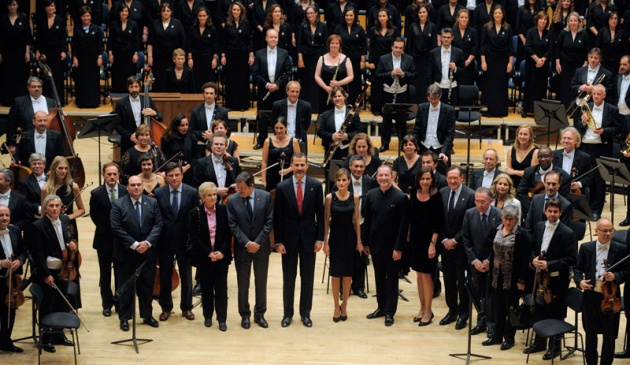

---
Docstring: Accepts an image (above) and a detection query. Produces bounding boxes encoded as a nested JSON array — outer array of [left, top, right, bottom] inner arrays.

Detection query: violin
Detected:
[[5, 254, 25, 310], [600, 259, 622, 314], [534, 250, 553, 305], [59, 225, 81, 282], [222, 153, 233, 171], [527, 181, 545, 200]]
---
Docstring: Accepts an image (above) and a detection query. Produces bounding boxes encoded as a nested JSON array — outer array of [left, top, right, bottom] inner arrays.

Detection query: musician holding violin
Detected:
[[0, 205, 26, 353], [574, 217, 629, 365], [552, 127, 593, 198]]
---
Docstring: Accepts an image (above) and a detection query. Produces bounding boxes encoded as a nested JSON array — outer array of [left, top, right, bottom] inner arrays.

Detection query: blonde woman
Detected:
[[504, 125, 538, 188], [490, 173, 522, 221]]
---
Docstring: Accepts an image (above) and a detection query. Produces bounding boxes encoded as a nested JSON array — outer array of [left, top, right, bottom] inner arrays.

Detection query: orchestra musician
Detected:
[[523, 170, 573, 232], [191, 132, 241, 193], [413, 85, 455, 172], [616, 55, 630, 227], [569, 48, 615, 108], [316, 86, 363, 162], [18, 153, 47, 218], [427, 28, 465, 105], [271, 81, 313, 147], [552, 127, 593, 198], [575, 217, 629, 365], [0, 206, 26, 353], [468, 149, 503, 191], [421, 150, 448, 190], [16, 110, 64, 171], [189, 82, 229, 155], [0, 169, 32, 232]]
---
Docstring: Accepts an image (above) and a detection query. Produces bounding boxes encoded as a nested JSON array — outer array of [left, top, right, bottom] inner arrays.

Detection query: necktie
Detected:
[[244, 197, 253, 220], [297, 180, 303, 215], [448, 190, 456, 212], [481, 214, 488, 237], [171, 190, 179, 217], [110, 188, 116, 202], [135, 201, 141, 227]]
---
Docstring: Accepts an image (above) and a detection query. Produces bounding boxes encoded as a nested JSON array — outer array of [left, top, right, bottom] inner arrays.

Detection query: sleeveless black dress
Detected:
[[509, 147, 537, 188], [319, 55, 348, 113], [328, 193, 356, 277], [266, 137, 295, 192]]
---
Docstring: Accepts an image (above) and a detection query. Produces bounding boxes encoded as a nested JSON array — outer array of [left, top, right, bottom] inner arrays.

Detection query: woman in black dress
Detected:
[[523, 11, 552, 117], [392, 134, 421, 193], [137, 153, 166, 196], [187, 7, 219, 91], [174, 0, 204, 32], [120, 124, 166, 184], [221, 1, 254, 111], [250, 0, 277, 52], [480, 5, 514, 117], [263, 4, 292, 53], [315, 34, 354, 113], [596, 11, 629, 74], [325, 0, 353, 35], [332, 8, 366, 105], [34, 0, 67, 105], [147, 3, 186, 92], [261, 117, 301, 191], [368, 8, 399, 115], [515, 0, 540, 64], [344, 133, 381, 177], [436, 0, 463, 32], [0, 0, 31, 106], [452, 9, 478, 86], [297, 4, 327, 113], [504, 124, 538, 188], [554, 11, 588, 108], [408, 166, 443, 326], [164, 48, 195, 93], [323, 168, 362, 322], [549, 0, 572, 41], [161, 113, 199, 185], [586, 0, 616, 47], [69, 0, 102, 27], [108, 4, 141, 93], [404, 4, 437, 103], [190, 182, 231, 330], [72, 6, 103, 108]]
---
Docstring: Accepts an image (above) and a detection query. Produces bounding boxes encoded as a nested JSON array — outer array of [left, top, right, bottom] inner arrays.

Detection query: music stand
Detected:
[[111, 261, 152, 354], [256, 110, 273, 144], [568, 193, 594, 222], [454, 105, 487, 185], [596, 157, 630, 226], [533, 100, 569, 147], [382, 103, 418, 155], [79, 114, 117, 185]]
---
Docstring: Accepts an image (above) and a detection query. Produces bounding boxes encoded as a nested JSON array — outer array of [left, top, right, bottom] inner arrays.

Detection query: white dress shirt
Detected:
[[618, 74, 630, 115], [267, 46, 277, 83], [0, 229, 12, 258], [287, 100, 297, 137], [31, 96, 49, 115], [34, 130, 47, 155], [438, 46, 457, 89], [424, 103, 442, 149], [582, 103, 603, 144], [204, 103, 215, 130], [541, 220, 558, 253], [130, 96, 142, 127], [334, 107, 349, 150], [212, 155, 227, 187], [561, 149, 574, 175], [0, 191, 10, 206]]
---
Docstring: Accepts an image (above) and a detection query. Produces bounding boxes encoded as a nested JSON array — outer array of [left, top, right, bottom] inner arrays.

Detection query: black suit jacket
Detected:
[[25, 214, 73, 281], [89, 183, 128, 250], [413, 102, 456, 156], [616, 73, 630, 108], [7, 95, 56, 146], [189, 203, 232, 266], [462, 205, 502, 264], [0, 226, 26, 277], [427, 46, 465, 85], [191, 155, 241, 189], [516, 164, 572, 216], [574, 240, 629, 290], [189, 103, 230, 143], [375, 52, 416, 90], [469, 168, 504, 191], [524, 193, 573, 232], [17, 174, 42, 219], [531, 221, 577, 298], [153, 183, 199, 252], [316, 106, 363, 153], [110, 195, 163, 262], [362, 186, 408, 255], [552, 149, 593, 190], [570, 66, 615, 102], [274, 177, 324, 253], [17, 130, 64, 171], [252, 47, 292, 105], [439, 185, 476, 243], [573, 101, 621, 146], [271, 98, 312, 143], [7, 191, 32, 231], [435, 171, 447, 190], [226, 188, 273, 260], [114, 95, 163, 152]]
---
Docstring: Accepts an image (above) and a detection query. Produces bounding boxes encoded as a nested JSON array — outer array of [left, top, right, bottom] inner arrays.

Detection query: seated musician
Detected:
[[515, 146, 571, 219], [120, 124, 166, 185], [575, 217, 629, 365], [316, 86, 363, 162], [191, 132, 241, 196], [18, 153, 47, 217], [0, 205, 26, 353], [469, 149, 503, 191], [0, 169, 32, 232], [16, 110, 64, 172], [552, 127, 593, 199]]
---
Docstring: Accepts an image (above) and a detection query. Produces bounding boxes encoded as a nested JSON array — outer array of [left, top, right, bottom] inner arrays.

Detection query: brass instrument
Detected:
[[621, 133, 630, 155], [448, 68, 454, 104], [580, 103, 599, 130], [326, 58, 342, 105], [566, 73, 606, 116]]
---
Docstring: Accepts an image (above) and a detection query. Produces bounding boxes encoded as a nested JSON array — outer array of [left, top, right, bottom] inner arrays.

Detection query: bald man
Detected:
[[16, 110, 64, 171]]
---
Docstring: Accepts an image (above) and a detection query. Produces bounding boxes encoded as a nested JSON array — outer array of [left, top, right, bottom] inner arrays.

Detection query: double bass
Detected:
[[37, 56, 86, 188], [142, 67, 167, 148]]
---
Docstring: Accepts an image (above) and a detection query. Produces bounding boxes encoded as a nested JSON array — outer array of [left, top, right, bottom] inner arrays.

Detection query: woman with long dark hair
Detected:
[[108, 4, 141, 93], [367, 8, 399, 115], [221, 1, 254, 111], [392, 134, 421, 193], [554, 11, 588, 107], [263, 4, 292, 52], [297, 4, 327, 113], [596, 11, 628, 73], [147, 3, 186, 91], [187, 7, 219, 90], [161, 113, 199, 185], [120, 124, 166, 185], [452, 9, 478, 86], [586, 0, 616, 47], [523, 11, 552, 117], [72, 6, 103, 108], [0, 0, 31, 106], [332, 7, 366, 105], [436, 0, 463, 32], [404, 4, 437, 102]]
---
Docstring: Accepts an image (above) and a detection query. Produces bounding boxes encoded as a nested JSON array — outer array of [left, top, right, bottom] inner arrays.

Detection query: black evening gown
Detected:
[[392, 155, 422, 193], [108, 19, 141, 93], [297, 22, 327, 113], [328, 193, 356, 278], [523, 27, 552, 114], [508, 146, 537, 189], [554, 30, 588, 108], [265, 137, 295, 192], [0, 13, 31, 106], [164, 67, 195, 93], [404, 22, 437, 103], [148, 18, 187, 92], [222, 20, 253, 111], [409, 192, 443, 274], [187, 24, 219, 91], [333, 23, 367, 105], [34, 14, 67, 105], [452, 26, 479, 86], [319, 56, 348, 113], [72, 24, 103, 108], [595, 27, 629, 75], [480, 24, 514, 117]]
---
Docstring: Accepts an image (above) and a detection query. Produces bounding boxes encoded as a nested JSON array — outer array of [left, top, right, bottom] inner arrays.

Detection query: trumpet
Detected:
[[621, 133, 630, 155], [580, 103, 599, 130], [566, 73, 606, 116]]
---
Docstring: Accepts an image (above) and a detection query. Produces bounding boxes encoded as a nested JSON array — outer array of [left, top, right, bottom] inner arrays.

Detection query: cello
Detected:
[[37, 56, 86, 188], [142, 67, 167, 148]]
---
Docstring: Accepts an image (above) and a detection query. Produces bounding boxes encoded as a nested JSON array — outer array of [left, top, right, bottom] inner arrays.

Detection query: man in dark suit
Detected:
[[574, 83, 621, 219], [153, 163, 198, 322], [427, 27, 465, 105], [272, 81, 313, 145], [439, 165, 475, 330], [462, 187, 501, 337], [553, 127, 593, 196], [89, 162, 128, 317], [189, 81, 229, 155], [113, 76, 163, 154], [469, 149, 503, 191], [252, 28, 293, 149], [615, 55, 630, 117], [191, 132, 241, 192], [570, 48, 615, 108], [227, 172, 273, 330], [0, 206, 26, 353], [421, 150, 448, 189], [413, 84, 456, 169], [25, 195, 78, 352], [363, 164, 407, 326], [516, 146, 572, 218], [575, 217, 629, 365], [16, 110, 64, 171], [6, 76, 55, 153], [111, 176, 163, 332], [524, 198, 577, 360], [18, 153, 46, 217], [274, 153, 324, 327], [618, 213, 630, 358], [376, 37, 416, 152], [524, 171, 573, 232], [0, 169, 32, 232], [317, 86, 363, 161]]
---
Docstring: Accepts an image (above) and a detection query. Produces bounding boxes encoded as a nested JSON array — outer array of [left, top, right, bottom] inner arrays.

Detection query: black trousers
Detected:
[[234, 247, 269, 318], [198, 260, 229, 322], [580, 143, 612, 213], [440, 245, 469, 316], [582, 290, 619, 365], [371, 252, 401, 315], [96, 247, 118, 310], [439, 86, 459, 106], [158, 246, 193, 312], [380, 91, 410, 147], [492, 274, 519, 342], [351, 251, 368, 292], [0, 283, 17, 349], [116, 257, 156, 321], [281, 249, 316, 318]]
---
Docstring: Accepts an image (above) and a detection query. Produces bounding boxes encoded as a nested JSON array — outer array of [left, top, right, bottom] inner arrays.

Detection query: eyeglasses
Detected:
[[597, 228, 614, 233]]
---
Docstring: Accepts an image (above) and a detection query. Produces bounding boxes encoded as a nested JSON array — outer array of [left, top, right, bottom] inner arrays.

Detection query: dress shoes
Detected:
[[219, 322, 227, 332], [301, 316, 313, 327], [281, 316, 292, 327], [366, 309, 385, 319], [42, 344, 56, 353], [57, 338, 75, 347], [500, 340, 515, 351], [102, 307, 112, 317], [143, 317, 159, 328], [241, 317, 251, 329], [253, 143, 263, 150], [1, 344, 24, 353], [470, 323, 487, 335], [254, 316, 268, 328], [455, 316, 468, 330], [522, 344, 546, 354], [482, 338, 502, 346], [413, 316, 422, 323], [616, 349, 630, 358], [378, 145, 389, 153], [339, 313, 347, 321], [384, 314, 394, 326], [182, 310, 195, 320], [439, 312, 457, 326], [333, 316, 341, 323], [204, 318, 212, 327], [120, 319, 130, 332], [159, 311, 171, 321], [353, 289, 368, 299], [542, 348, 560, 360], [192, 282, 202, 296], [419, 313, 434, 326], [620, 216, 630, 227]]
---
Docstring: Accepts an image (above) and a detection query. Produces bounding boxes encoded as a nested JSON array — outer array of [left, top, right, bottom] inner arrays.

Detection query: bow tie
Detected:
[[214, 159, 223, 164], [598, 243, 609, 251], [483, 170, 492, 176], [0, 229, 8, 235], [354, 181, 361, 186], [37, 176, 46, 182], [430, 107, 439, 112], [205, 104, 215, 109], [623, 75, 630, 81], [443, 49, 451, 53], [593, 106, 603, 111], [335, 109, 345, 114], [563, 151, 572, 157], [268, 49, 275, 54], [33, 99, 40, 104], [288, 104, 296, 108], [0, 195, 8, 200], [545, 221, 558, 228], [130, 97, 140, 102], [36, 134, 45, 139]]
